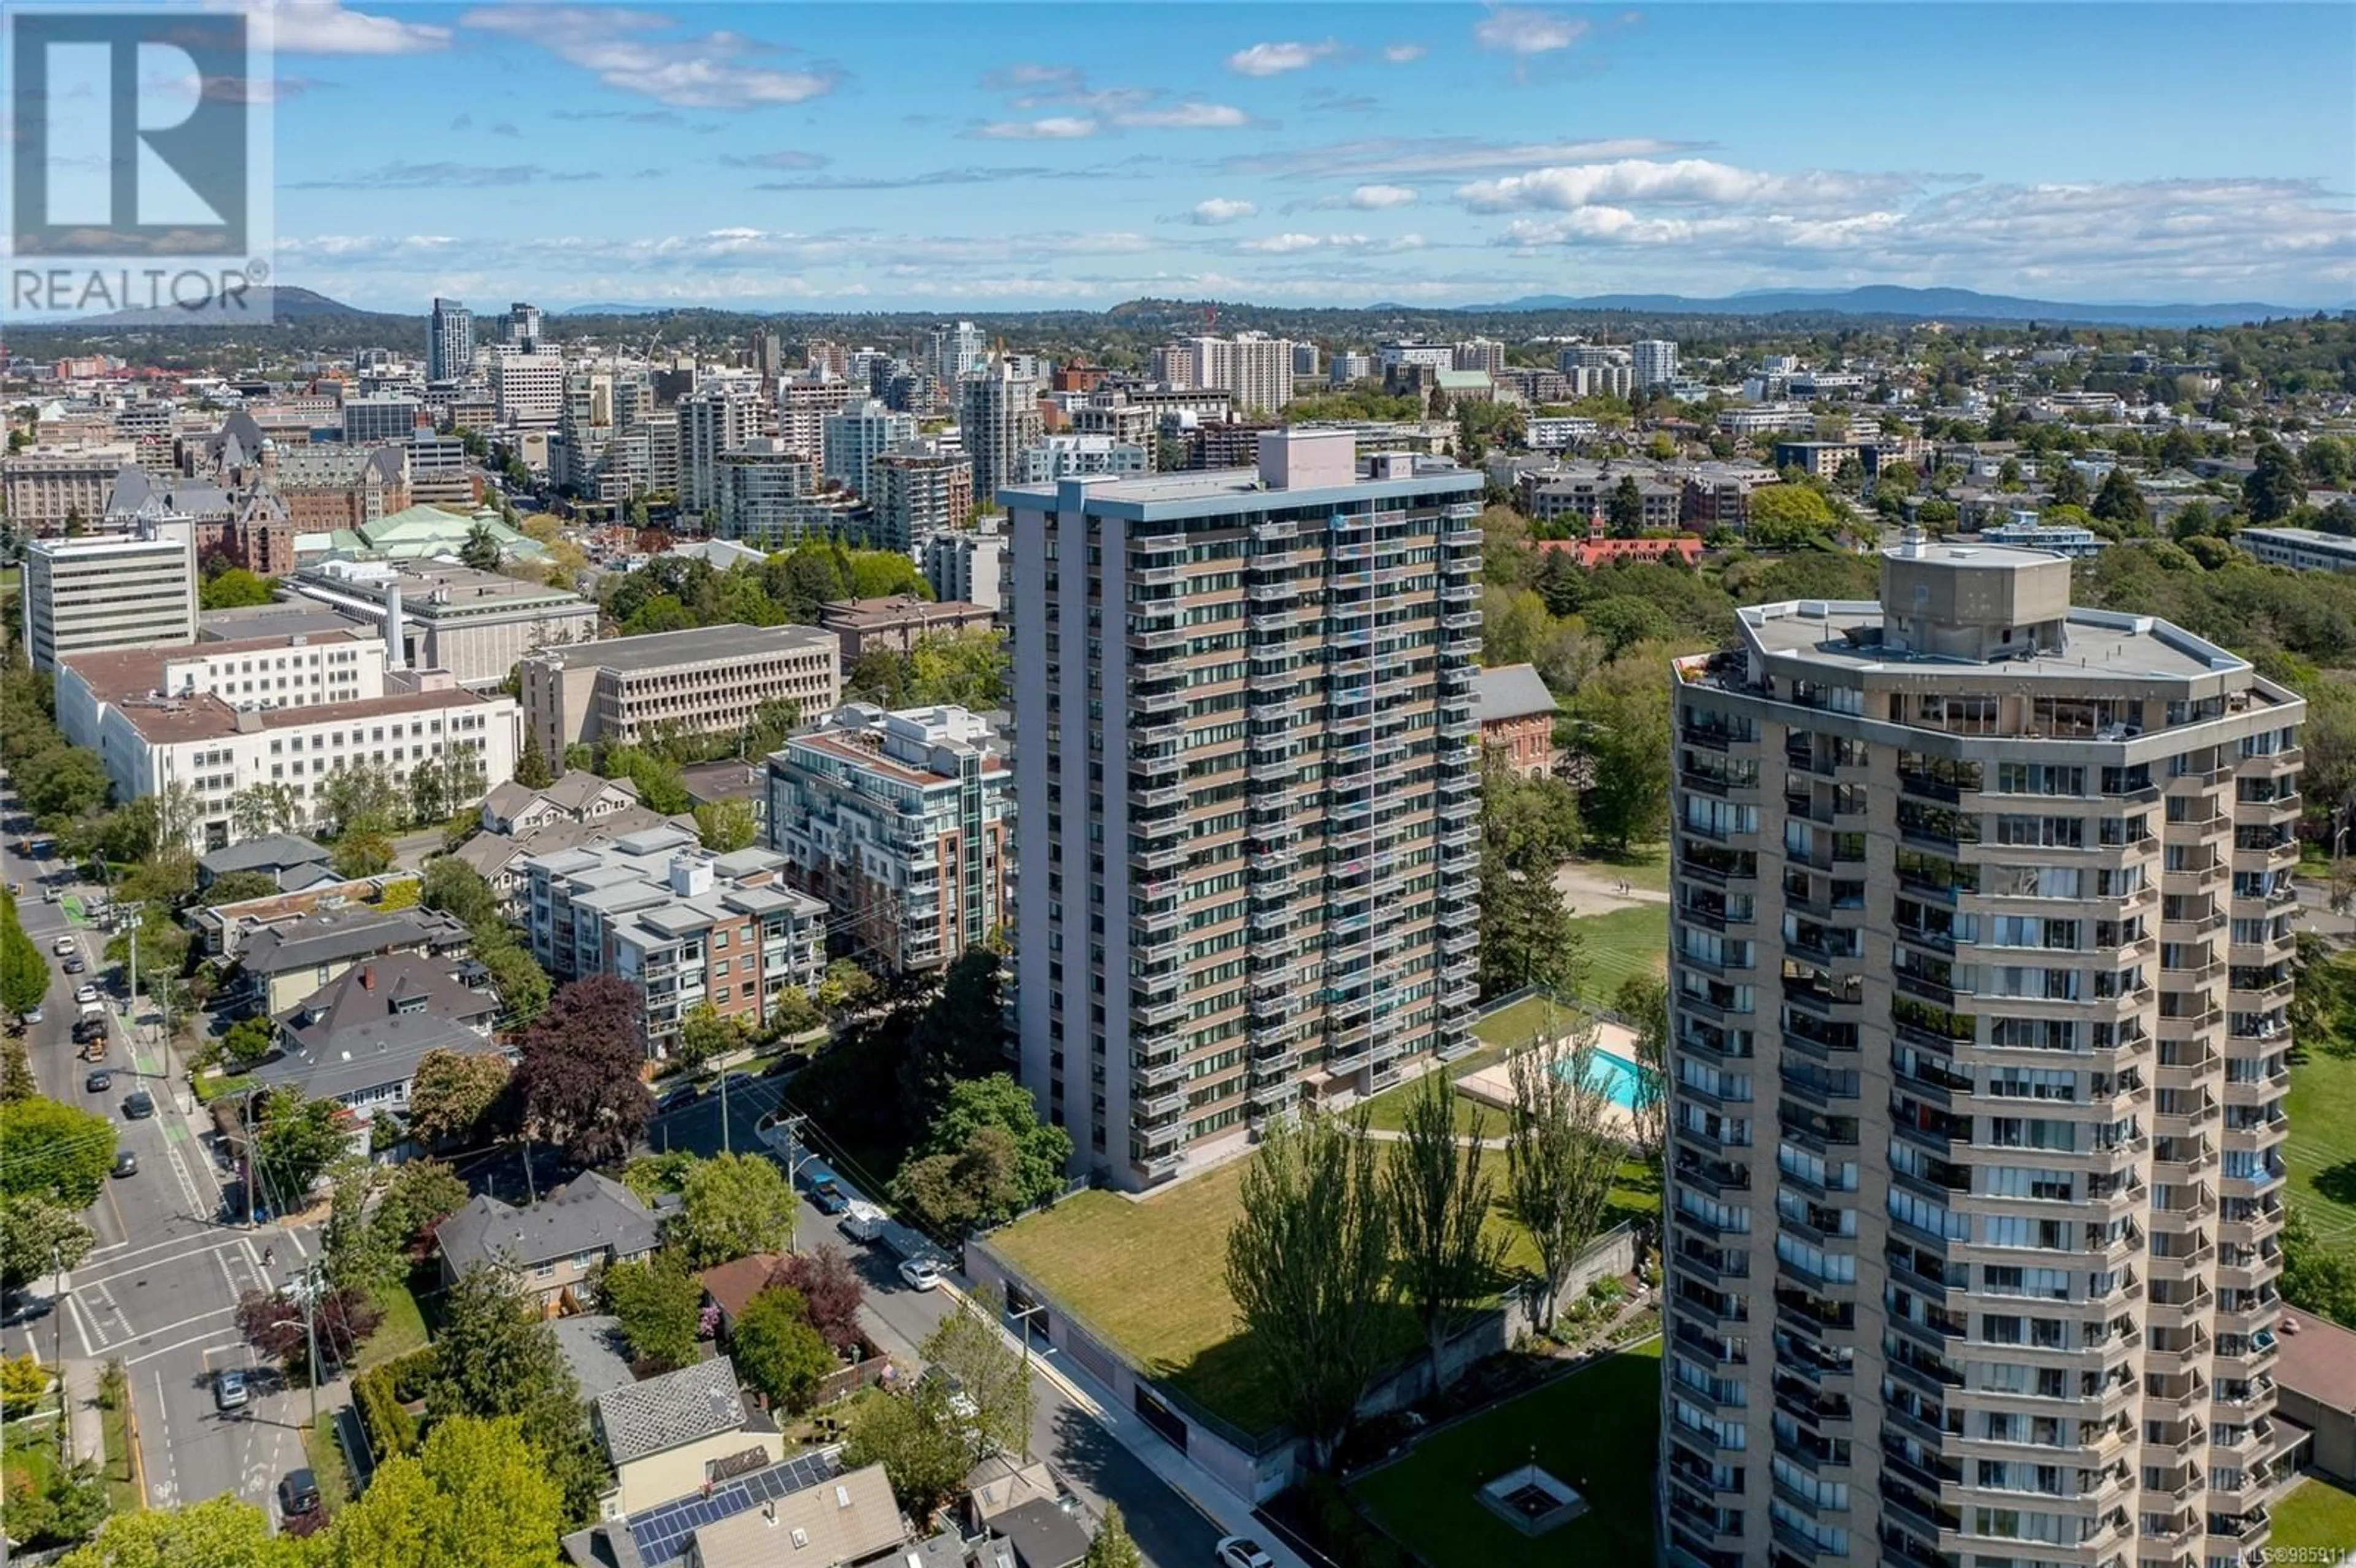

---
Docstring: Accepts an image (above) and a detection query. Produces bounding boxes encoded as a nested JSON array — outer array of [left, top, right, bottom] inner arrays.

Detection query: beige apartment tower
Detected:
[[1004, 431, 1484, 1191], [1660, 532, 2302, 1568]]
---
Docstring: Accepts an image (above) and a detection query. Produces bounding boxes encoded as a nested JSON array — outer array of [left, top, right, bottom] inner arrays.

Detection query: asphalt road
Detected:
[[647, 1072, 1223, 1568], [0, 786, 317, 1527]]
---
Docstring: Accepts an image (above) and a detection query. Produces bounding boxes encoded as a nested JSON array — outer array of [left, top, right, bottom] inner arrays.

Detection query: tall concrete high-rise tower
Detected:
[[1660, 531, 2301, 1568], [428, 296, 474, 382], [1002, 431, 1484, 1190]]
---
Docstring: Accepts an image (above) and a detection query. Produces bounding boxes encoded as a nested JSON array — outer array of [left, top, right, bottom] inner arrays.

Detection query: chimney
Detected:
[[1900, 523, 1927, 558], [360, 964, 374, 991], [383, 580, 406, 671]]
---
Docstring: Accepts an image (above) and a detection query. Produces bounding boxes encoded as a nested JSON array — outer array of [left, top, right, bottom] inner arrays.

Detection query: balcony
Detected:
[[1136, 1086, 1185, 1120], [1138, 1118, 1185, 1150]]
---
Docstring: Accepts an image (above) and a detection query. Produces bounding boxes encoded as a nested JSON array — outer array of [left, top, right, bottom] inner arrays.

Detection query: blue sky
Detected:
[[250, 1, 2355, 311]]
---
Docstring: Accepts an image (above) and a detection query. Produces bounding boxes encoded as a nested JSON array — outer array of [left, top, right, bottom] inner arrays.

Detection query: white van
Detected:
[[839, 1202, 888, 1245]]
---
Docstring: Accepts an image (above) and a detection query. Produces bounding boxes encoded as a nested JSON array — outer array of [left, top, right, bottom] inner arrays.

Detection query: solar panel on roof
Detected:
[[622, 1450, 845, 1565]]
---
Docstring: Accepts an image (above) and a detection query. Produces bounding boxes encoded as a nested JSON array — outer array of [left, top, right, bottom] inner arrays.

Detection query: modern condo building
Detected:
[[1660, 533, 2303, 1568], [1003, 430, 1484, 1191]]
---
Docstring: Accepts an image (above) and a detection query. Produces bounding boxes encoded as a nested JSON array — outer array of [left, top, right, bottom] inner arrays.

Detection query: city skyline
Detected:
[[231, 1, 2354, 311]]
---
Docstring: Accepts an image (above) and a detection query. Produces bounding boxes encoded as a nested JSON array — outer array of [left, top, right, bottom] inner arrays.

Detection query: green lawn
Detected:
[[305, 1413, 356, 1516], [1571, 905, 1668, 1006], [1352, 1339, 1661, 1567], [2286, 1044, 2356, 1256], [993, 1147, 1557, 1438], [100, 1397, 138, 1513], [2270, 1474, 2356, 1558], [357, 1279, 429, 1370]]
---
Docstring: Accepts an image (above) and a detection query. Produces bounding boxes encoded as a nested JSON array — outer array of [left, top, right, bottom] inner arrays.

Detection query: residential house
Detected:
[[188, 873, 423, 960], [481, 771, 643, 837], [197, 834, 336, 894], [680, 1461, 904, 1568], [560, 1450, 858, 1568], [437, 1172, 664, 1315], [229, 906, 471, 1016], [680, 761, 767, 839], [978, 1501, 1090, 1568], [452, 804, 688, 911], [550, 1315, 641, 1402], [1474, 663, 1558, 778], [594, 1356, 785, 1516], [696, 1254, 790, 1341]]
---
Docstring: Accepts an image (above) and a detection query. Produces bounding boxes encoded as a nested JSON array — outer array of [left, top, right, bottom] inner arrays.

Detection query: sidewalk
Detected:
[[939, 1279, 1310, 1568], [61, 1356, 106, 1468]]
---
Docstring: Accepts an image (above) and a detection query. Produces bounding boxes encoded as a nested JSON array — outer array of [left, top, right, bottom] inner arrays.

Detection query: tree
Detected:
[[1742, 483, 1838, 547], [600, 1253, 701, 1372], [421, 856, 501, 929], [2282, 1207, 2356, 1329], [323, 1415, 563, 1568], [672, 1002, 744, 1074], [1504, 1023, 1624, 1333], [17, 745, 109, 824], [424, 1265, 607, 1526], [235, 1285, 380, 1373], [514, 731, 554, 790], [331, 832, 395, 880], [892, 1074, 1071, 1232], [818, 958, 877, 1015], [406, 1048, 510, 1148], [899, 947, 1008, 1111], [458, 523, 505, 573], [0, 1350, 48, 1415], [1614, 972, 1671, 1170], [1223, 1109, 1393, 1470], [1383, 1070, 1506, 1395], [732, 1285, 836, 1415], [1478, 756, 1584, 999], [515, 975, 653, 1166], [198, 870, 281, 910], [318, 761, 405, 841], [842, 1377, 971, 1520], [919, 1285, 1033, 1462], [320, 1156, 399, 1295], [693, 797, 760, 854], [478, 939, 550, 1029], [2246, 442, 2304, 524], [672, 1152, 798, 1267], [0, 1196, 95, 1289], [772, 1246, 866, 1353], [220, 1017, 277, 1070], [199, 568, 275, 612], [0, 890, 48, 1020], [1603, 475, 1645, 539], [1571, 647, 1673, 850], [741, 698, 800, 758], [2090, 465, 2147, 529], [58, 1493, 309, 1568], [0, 1096, 117, 1206], [251, 1088, 347, 1206], [372, 1159, 469, 1262], [228, 782, 306, 840], [2047, 461, 2090, 509], [906, 628, 1011, 709], [1083, 1505, 1145, 1568]]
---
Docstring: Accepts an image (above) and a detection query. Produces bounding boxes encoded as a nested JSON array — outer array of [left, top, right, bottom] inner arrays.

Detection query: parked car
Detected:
[[214, 1369, 249, 1413], [279, 1468, 320, 1516], [85, 1069, 110, 1093], [111, 1150, 136, 1178], [73, 984, 96, 1005], [50, 936, 72, 956], [1214, 1539, 1275, 1568], [808, 1182, 850, 1216], [63, 956, 83, 975], [21, 1005, 40, 1025], [121, 1091, 155, 1120], [655, 1084, 701, 1113], [898, 1257, 942, 1292]]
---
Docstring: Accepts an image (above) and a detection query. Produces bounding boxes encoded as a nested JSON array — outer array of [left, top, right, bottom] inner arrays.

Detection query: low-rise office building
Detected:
[[766, 704, 1009, 974], [819, 596, 996, 661], [518, 624, 841, 762], [2241, 526, 2356, 573], [56, 631, 518, 851], [288, 559, 597, 688], [522, 823, 826, 1056]]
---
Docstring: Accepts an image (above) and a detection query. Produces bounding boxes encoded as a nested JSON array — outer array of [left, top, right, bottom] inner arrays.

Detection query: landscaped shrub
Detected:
[[352, 1364, 418, 1458]]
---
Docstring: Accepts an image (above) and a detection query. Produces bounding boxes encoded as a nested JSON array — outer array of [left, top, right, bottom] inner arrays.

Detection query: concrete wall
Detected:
[[2276, 1389, 2354, 1485]]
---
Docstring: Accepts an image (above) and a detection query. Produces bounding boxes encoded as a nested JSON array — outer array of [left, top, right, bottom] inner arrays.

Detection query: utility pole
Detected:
[[777, 1112, 807, 1251], [295, 1264, 320, 1434], [1006, 1299, 1045, 1460], [719, 1066, 733, 1158]]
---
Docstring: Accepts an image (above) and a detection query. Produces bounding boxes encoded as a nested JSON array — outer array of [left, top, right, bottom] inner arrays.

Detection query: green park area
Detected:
[[2287, 1042, 2356, 1257], [2271, 1475, 2356, 1559], [1350, 1339, 1661, 1567]]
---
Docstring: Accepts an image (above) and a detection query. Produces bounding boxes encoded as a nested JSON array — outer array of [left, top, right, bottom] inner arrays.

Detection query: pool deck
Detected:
[[1457, 1018, 1646, 1141]]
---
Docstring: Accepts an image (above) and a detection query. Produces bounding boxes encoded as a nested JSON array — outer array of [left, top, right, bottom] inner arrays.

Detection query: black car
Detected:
[[279, 1468, 320, 1516], [655, 1084, 701, 1113], [84, 1068, 110, 1093], [121, 1090, 155, 1120], [111, 1150, 137, 1178]]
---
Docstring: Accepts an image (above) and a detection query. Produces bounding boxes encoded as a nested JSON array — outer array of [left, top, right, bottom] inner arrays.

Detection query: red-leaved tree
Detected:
[[234, 1286, 382, 1374], [515, 975, 654, 1167], [772, 1246, 865, 1353]]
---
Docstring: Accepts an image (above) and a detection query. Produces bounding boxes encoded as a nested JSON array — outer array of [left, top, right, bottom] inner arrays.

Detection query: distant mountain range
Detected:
[[557, 302, 674, 317], [1465, 285, 2328, 328], [50, 286, 409, 330]]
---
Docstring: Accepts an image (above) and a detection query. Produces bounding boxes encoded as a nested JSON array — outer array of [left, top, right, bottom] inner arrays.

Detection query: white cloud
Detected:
[[1225, 136, 1698, 180], [1382, 43, 1428, 64], [1226, 40, 1339, 77], [1190, 198, 1258, 225], [1235, 232, 1423, 254], [244, 0, 450, 55], [1114, 102, 1249, 130], [1349, 184, 1419, 209], [1457, 158, 1919, 213], [460, 7, 839, 109], [974, 116, 1099, 140], [1473, 7, 1590, 56]]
